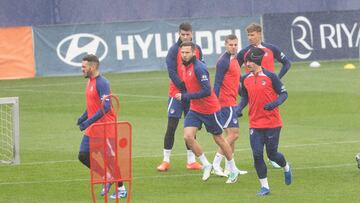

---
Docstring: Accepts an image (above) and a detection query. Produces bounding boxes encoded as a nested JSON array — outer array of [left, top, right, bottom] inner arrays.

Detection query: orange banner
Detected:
[[0, 26, 35, 80]]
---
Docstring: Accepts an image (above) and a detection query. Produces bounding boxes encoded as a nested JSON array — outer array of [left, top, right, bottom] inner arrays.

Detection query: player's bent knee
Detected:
[[267, 153, 277, 161], [212, 134, 224, 144], [184, 133, 195, 143], [266, 150, 278, 159], [230, 133, 239, 142]]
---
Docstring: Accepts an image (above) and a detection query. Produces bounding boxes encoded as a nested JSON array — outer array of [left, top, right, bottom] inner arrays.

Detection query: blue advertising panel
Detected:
[[33, 16, 259, 76], [263, 10, 360, 61]]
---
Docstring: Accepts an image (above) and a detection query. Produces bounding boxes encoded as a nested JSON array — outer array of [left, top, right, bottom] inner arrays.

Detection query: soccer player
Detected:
[[157, 22, 203, 172], [236, 47, 292, 196], [212, 34, 247, 177], [175, 41, 239, 183], [356, 153, 360, 169], [237, 23, 291, 169], [237, 23, 291, 79], [77, 54, 126, 199]]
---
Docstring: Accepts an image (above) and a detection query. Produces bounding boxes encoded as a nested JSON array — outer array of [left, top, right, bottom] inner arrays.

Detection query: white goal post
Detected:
[[0, 97, 20, 165]]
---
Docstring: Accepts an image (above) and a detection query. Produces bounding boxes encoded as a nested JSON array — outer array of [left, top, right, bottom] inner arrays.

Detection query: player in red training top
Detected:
[[76, 54, 126, 199], [237, 22, 291, 169], [175, 41, 239, 184], [212, 34, 248, 177], [237, 23, 291, 79], [157, 23, 204, 172], [236, 47, 292, 196]]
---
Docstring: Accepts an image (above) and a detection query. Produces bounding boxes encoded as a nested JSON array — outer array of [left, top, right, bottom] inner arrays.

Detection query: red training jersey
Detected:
[[85, 75, 116, 137], [241, 70, 283, 128], [214, 52, 241, 107], [182, 60, 220, 114], [166, 40, 203, 97]]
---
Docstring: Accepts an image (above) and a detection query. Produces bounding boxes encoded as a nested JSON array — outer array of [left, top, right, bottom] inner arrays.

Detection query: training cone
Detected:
[[343, 63, 356, 70]]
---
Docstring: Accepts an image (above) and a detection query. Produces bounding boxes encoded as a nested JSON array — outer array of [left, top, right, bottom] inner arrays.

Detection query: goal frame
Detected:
[[0, 97, 20, 165]]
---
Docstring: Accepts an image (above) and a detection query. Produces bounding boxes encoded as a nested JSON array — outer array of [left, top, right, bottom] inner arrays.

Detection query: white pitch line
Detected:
[[0, 163, 357, 186], [16, 160, 78, 166], [0, 76, 168, 89], [1, 87, 167, 100], [278, 140, 360, 149], [5, 140, 359, 166], [1, 88, 84, 95], [114, 93, 165, 99], [294, 163, 355, 170], [0, 66, 350, 90], [0, 178, 88, 185], [20, 98, 167, 110], [132, 139, 360, 158]]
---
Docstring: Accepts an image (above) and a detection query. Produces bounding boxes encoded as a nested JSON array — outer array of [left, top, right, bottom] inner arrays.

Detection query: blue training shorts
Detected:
[[220, 106, 239, 128], [184, 110, 223, 135], [249, 127, 282, 156], [167, 97, 189, 118]]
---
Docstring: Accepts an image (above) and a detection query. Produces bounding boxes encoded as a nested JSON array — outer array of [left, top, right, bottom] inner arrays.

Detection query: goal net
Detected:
[[0, 97, 20, 165]]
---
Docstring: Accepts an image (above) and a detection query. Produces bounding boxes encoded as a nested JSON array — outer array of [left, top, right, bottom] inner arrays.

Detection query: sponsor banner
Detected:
[[263, 10, 360, 61], [33, 16, 259, 76], [0, 26, 35, 80]]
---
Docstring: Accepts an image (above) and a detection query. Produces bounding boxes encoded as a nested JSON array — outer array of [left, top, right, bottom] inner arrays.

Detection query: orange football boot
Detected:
[[157, 161, 170, 172], [186, 161, 203, 170]]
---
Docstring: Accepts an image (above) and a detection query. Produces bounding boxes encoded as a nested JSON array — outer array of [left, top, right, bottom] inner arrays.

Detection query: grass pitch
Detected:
[[0, 60, 359, 202]]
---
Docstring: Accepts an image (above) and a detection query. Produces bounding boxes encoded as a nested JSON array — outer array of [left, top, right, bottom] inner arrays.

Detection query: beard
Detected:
[[182, 55, 196, 66], [83, 71, 90, 78]]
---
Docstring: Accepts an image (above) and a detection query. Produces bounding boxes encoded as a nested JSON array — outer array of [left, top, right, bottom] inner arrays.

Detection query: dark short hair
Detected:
[[225, 34, 238, 43], [180, 41, 195, 51], [82, 54, 99, 63], [82, 54, 99, 68], [245, 47, 265, 66], [179, 22, 192, 32], [246, 23, 262, 33]]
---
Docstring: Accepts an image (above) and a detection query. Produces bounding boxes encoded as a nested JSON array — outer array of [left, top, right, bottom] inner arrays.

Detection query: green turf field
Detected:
[[0, 60, 359, 202]]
